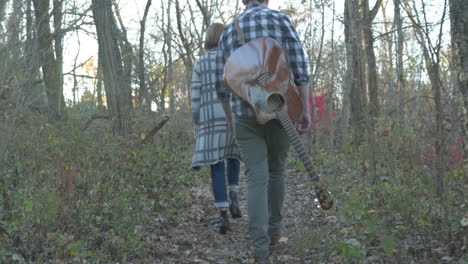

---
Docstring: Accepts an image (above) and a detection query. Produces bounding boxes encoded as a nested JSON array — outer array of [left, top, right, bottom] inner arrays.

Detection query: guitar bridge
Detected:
[[256, 71, 273, 83]]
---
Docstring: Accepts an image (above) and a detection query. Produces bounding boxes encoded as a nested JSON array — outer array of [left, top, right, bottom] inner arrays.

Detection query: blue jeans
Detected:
[[210, 158, 240, 208]]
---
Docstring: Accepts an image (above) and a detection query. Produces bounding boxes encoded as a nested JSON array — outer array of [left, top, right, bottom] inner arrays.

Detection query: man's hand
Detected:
[[296, 111, 311, 134], [295, 82, 311, 134]]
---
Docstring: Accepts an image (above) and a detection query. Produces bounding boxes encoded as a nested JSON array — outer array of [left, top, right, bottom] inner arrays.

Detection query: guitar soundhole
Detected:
[[267, 93, 284, 113]]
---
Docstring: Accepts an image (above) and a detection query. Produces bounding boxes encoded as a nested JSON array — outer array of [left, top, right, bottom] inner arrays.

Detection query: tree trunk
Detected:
[[450, 0, 468, 158], [328, 0, 337, 174], [428, 64, 446, 197], [96, 60, 104, 109], [138, 0, 152, 110], [21, 0, 42, 107], [92, 0, 131, 136], [6, 0, 21, 60], [395, 0, 405, 124], [380, 3, 394, 109], [158, 0, 172, 113], [344, 0, 366, 145], [361, 0, 381, 183], [362, 0, 381, 127], [53, 0, 65, 109], [112, 1, 133, 110], [0, 0, 8, 27], [33, 0, 65, 120]]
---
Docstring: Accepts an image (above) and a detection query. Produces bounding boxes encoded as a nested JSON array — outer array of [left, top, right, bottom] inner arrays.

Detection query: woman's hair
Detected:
[[204, 23, 225, 51]]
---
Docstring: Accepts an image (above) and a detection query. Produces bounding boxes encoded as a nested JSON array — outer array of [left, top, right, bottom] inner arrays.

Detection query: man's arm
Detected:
[[281, 14, 312, 133]]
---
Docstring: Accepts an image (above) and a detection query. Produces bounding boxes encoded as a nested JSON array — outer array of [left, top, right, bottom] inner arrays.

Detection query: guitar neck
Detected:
[[276, 109, 319, 182]]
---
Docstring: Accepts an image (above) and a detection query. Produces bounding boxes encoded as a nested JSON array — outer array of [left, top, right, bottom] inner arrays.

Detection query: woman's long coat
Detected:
[[190, 48, 240, 168]]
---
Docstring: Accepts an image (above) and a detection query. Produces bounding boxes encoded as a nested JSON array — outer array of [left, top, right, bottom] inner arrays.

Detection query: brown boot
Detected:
[[269, 233, 281, 247], [219, 210, 230, 234], [229, 190, 242, 218]]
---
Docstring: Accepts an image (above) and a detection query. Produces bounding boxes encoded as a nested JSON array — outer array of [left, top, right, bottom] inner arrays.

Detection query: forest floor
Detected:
[[1, 110, 465, 263], [143, 168, 328, 264], [139, 167, 466, 264]]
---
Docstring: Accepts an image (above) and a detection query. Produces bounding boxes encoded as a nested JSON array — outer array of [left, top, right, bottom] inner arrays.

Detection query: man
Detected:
[[216, 0, 311, 262]]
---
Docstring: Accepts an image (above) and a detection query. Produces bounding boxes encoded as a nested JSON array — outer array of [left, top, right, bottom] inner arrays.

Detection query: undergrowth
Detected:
[[290, 129, 467, 263], [0, 107, 198, 263], [0, 106, 465, 263]]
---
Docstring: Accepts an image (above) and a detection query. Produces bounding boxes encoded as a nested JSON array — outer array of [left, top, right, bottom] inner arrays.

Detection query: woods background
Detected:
[[0, 0, 466, 263]]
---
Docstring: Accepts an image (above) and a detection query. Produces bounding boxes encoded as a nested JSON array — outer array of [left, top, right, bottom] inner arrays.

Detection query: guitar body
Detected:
[[223, 37, 334, 210], [223, 37, 303, 124]]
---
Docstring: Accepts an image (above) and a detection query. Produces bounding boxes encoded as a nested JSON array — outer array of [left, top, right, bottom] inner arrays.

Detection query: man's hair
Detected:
[[243, 0, 265, 4], [204, 23, 225, 51]]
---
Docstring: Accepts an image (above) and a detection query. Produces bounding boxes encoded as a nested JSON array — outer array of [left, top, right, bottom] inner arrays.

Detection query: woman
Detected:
[[191, 23, 242, 234]]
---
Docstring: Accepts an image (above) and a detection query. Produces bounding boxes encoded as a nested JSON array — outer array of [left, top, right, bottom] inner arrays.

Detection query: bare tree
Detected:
[[148, 0, 175, 113], [174, 0, 194, 96], [403, 0, 448, 198]]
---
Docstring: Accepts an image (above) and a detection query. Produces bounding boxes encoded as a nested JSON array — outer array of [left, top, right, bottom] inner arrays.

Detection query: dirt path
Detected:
[[145, 169, 332, 264]]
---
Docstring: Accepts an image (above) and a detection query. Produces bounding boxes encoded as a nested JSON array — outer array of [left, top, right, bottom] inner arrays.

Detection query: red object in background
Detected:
[[424, 136, 465, 168], [292, 87, 335, 135], [381, 130, 390, 137], [306, 93, 336, 135]]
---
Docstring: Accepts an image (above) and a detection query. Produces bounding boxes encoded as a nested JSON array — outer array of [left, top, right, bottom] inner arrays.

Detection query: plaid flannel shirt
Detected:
[[216, 3, 310, 117]]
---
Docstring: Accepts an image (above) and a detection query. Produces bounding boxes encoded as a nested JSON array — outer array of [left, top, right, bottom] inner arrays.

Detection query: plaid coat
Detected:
[[191, 48, 240, 168]]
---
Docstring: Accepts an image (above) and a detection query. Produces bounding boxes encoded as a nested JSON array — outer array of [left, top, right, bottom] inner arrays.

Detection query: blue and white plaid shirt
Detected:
[[216, 3, 310, 117]]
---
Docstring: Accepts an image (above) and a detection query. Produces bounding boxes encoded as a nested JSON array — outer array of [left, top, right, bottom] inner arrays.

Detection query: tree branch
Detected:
[[142, 115, 170, 144]]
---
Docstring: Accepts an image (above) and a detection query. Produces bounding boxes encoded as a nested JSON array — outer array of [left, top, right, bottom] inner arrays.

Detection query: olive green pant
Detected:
[[233, 115, 290, 258]]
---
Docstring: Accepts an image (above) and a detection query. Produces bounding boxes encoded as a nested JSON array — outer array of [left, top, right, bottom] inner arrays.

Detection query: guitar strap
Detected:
[[234, 17, 246, 45]]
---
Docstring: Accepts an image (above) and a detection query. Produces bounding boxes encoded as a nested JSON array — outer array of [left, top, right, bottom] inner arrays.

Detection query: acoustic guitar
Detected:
[[223, 35, 333, 210]]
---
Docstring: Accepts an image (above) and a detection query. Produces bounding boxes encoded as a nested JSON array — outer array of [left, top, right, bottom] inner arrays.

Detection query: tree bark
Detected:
[[53, 0, 64, 109], [21, 0, 42, 107], [395, 0, 405, 124], [92, 0, 131, 136], [450, 0, 468, 158], [362, 0, 381, 127], [138, 0, 152, 110], [33, 0, 65, 120], [96, 60, 104, 109], [112, 1, 133, 109], [344, 0, 366, 145], [380, 3, 394, 109], [158, 0, 172, 113]]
